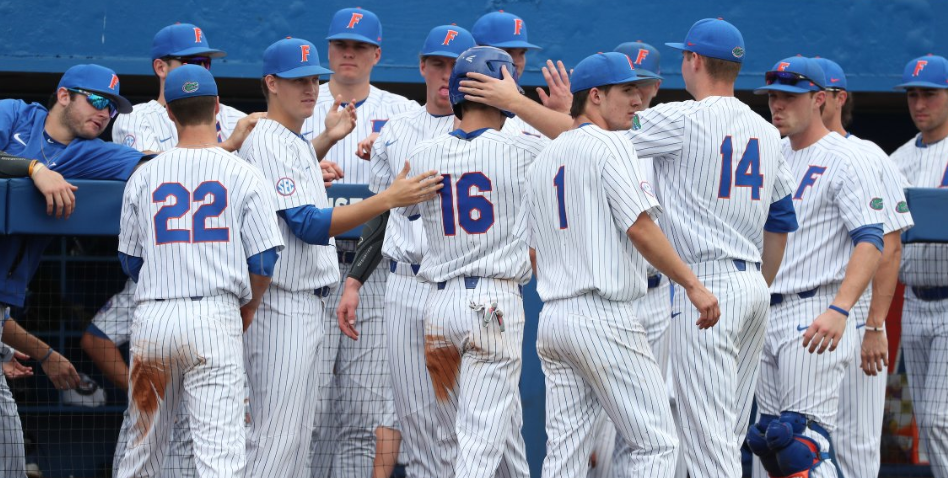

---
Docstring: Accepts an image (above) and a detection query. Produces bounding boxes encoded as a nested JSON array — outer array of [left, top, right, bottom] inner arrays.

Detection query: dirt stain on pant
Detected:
[[129, 355, 169, 445], [425, 334, 461, 402]]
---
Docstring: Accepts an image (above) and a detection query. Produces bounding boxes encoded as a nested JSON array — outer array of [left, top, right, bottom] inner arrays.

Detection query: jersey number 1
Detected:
[[718, 136, 763, 200], [153, 181, 229, 245], [439, 173, 494, 235]]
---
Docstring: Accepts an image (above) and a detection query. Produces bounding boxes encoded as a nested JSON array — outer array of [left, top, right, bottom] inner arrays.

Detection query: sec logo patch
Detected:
[[640, 180, 656, 197], [123, 134, 136, 147], [276, 177, 296, 196]]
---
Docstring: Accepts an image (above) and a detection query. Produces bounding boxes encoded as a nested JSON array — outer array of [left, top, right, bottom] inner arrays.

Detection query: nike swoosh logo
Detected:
[[158, 137, 172, 143], [385, 139, 397, 147], [797, 325, 808, 332], [12, 133, 26, 146], [671, 312, 681, 318], [856, 323, 866, 329]]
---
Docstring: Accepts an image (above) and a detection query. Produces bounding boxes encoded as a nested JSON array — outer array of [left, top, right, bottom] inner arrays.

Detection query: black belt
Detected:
[[733, 259, 761, 272], [314, 286, 332, 297], [155, 296, 203, 302], [912, 286, 948, 302], [648, 274, 662, 289], [435, 276, 524, 296], [390, 260, 420, 276], [337, 251, 357, 264], [770, 287, 819, 306]]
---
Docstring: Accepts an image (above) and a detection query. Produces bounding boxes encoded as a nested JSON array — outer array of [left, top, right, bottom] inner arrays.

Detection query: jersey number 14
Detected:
[[153, 182, 230, 244], [718, 136, 763, 200]]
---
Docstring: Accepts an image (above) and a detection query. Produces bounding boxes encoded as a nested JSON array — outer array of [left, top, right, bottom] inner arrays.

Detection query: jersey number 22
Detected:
[[153, 181, 230, 244]]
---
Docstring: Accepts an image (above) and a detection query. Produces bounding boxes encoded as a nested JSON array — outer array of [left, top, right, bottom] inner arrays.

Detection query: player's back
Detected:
[[113, 100, 246, 151], [772, 133, 884, 294], [630, 97, 791, 264], [408, 128, 544, 284], [121, 147, 279, 302], [523, 125, 657, 302], [303, 84, 419, 185]]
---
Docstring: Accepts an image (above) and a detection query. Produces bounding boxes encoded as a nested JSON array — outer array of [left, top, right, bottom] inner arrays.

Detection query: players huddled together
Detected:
[[0, 7, 946, 478]]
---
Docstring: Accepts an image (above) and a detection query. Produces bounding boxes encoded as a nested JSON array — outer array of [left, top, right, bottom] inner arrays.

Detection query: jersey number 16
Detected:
[[438, 173, 494, 235]]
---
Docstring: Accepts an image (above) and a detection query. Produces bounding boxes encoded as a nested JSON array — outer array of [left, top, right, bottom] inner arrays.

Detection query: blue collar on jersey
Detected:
[[429, 112, 453, 118], [340, 98, 368, 108], [577, 122, 594, 128], [916, 134, 929, 148], [449, 127, 491, 140]]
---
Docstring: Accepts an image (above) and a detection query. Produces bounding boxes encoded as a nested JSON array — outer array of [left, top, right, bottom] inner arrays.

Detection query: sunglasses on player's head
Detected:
[[67, 88, 118, 118], [764, 70, 818, 88], [163, 55, 212, 70]]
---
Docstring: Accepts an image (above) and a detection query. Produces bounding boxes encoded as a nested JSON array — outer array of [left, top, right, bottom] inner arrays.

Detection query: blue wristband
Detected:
[[39, 347, 54, 364], [828, 305, 849, 317]]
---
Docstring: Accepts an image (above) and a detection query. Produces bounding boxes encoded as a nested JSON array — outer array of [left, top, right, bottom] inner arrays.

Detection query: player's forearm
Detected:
[[329, 195, 393, 237], [865, 232, 902, 327], [80, 333, 129, 391], [246, 272, 271, 309], [626, 213, 700, 291], [347, 211, 388, 284], [508, 96, 571, 139], [2, 319, 53, 360], [529, 248, 537, 278], [0, 151, 38, 178], [761, 231, 788, 286], [312, 131, 342, 160], [833, 242, 883, 311]]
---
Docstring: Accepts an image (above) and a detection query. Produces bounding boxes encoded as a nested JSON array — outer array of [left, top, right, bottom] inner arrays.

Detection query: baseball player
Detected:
[[395, 46, 541, 478], [890, 53, 948, 478], [115, 64, 284, 478], [1, 63, 144, 475], [238, 37, 442, 478], [518, 50, 722, 478], [747, 56, 885, 478], [813, 56, 915, 478], [300, 8, 421, 478]]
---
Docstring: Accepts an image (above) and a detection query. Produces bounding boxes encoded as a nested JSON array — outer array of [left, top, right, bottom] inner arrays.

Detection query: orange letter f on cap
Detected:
[[300, 45, 311, 62], [443, 29, 458, 45], [914, 60, 928, 77], [109, 74, 119, 90], [194, 27, 203, 43], [777, 62, 791, 72], [348, 12, 363, 29], [635, 49, 649, 65], [514, 18, 524, 35]]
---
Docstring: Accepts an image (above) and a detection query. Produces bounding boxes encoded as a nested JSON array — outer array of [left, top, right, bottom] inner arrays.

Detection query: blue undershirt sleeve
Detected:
[[247, 247, 280, 277], [849, 223, 884, 253], [118, 252, 144, 283], [764, 195, 799, 233], [277, 205, 334, 245]]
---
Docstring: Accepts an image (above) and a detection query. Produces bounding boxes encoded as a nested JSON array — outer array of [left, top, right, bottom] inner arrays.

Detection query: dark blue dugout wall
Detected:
[[2, 0, 947, 91]]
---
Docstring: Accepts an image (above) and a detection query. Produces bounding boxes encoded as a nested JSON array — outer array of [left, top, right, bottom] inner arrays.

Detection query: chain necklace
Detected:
[[40, 135, 65, 167]]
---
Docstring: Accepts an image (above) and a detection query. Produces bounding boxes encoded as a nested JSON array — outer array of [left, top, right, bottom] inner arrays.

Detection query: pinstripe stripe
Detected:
[[112, 100, 245, 152]]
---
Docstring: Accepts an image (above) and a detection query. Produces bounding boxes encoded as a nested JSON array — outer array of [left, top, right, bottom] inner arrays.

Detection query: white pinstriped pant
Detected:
[[671, 261, 770, 478], [539, 292, 678, 478], [901, 287, 948, 478], [423, 277, 530, 478], [117, 296, 245, 478], [113, 392, 195, 478], [834, 292, 885, 478], [753, 284, 857, 478], [0, 308, 26, 477]]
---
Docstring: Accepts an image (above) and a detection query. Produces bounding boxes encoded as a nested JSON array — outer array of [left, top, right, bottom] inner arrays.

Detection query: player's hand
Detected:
[[240, 302, 259, 332], [860, 328, 888, 376], [588, 451, 598, 469], [802, 308, 847, 354], [337, 280, 363, 340], [460, 65, 523, 110], [356, 133, 380, 161], [41, 352, 81, 390], [325, 95, 358, 142], [31, 166, 78, 219], [3, 352, 33, 380], [382, 161, 443, 208], [320, 160, 344, 187], [684, 283, 720, 329], [538, 60, 573, 114], [222, 112, 267, 152]]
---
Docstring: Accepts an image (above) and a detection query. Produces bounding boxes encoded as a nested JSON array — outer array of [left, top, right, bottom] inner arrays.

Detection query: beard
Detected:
[[60, 100, 106, 140]]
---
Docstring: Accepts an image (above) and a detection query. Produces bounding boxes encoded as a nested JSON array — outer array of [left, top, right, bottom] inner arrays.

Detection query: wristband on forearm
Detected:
[[828, 305, 849, 317], [0, 151, 34, 178], [39, 347, 54, 364]]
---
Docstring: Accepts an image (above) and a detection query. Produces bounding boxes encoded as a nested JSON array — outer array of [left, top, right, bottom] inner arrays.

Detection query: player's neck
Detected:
[[688, 77, 734, 101], [328, 79, 370, 104], [458, 110, 504, 132], [573, 113, 605, 131], [789, 117, 830, 151], [266, 104, 305, 135], [43, 110, 76, 145], [827, 118, 847, 138], [176, 124, 219, 148], [156, 79, 167, 106], [920, 122, 948, 145]]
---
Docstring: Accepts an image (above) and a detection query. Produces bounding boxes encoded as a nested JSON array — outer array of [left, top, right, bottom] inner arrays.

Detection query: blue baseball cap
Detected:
[[57, 64, 133, 113], [263, 37, 333, 78], [895, 54, 948, 90], [812, 57, 847, 90], [614, 41, 662, 79], [570, 52, 650, 94], [754, 56, 826, 95], [472, 11, 541, 50], [666, 18, 745, 63], [421, 25, 476, 59], [151, 23, 226, 60], [164, 64, 218, 103], [326, 7, 382, 46]]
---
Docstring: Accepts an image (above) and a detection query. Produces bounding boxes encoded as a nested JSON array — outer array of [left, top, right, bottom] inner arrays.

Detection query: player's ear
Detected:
[[373, 46, 382, 65], [419, 56, 426, 78], [264, 75, 279, 96], [153, 59, 168, 79], [56, 87, 71, 107], [215, 97, 221, 116]]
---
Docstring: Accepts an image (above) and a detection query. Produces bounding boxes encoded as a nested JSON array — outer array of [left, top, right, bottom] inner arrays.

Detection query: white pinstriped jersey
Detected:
[[91, 279, 136, 346], [118, 147, 284, 304], [627, 96, 796, 264], [239, 118, 340, 291], [640, 156, 661, 277], [112, 100, 245, 151], [505, 115, 543, 138], [369, 107, 454, 264], [890, 134, 948, 286], [302, 83, 418, 185], [516, 124, 661, 302], [847, 134, 915, 234], [771, 133, 886, 294], [401, 128, 546, 284]]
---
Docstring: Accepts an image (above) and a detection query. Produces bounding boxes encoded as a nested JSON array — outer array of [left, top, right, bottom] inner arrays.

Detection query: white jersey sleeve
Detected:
[[240, 119, 320, 212], [112, 101, 168, 152], [627, 102, 686, 160], [90, 279, 137, 346], [848, 135, 914, 234]]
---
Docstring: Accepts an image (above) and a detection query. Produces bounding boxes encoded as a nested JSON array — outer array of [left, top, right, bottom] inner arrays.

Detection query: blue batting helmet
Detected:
[[449, 46, 522, 119]]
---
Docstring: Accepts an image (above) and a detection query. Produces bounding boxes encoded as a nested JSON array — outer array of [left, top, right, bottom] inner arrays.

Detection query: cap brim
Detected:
[[665, 42, 688, 52], [635, 69, 663, 80], [753, 84, 816, 95], [894, 81, 948, 90], [83, 89, 133, 113], [326, 33, 380, 46], [421, 50, 463, 59], [483, 40, 542, 50], [274, 65, 334, 78], [162, 47, 227, 59]]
